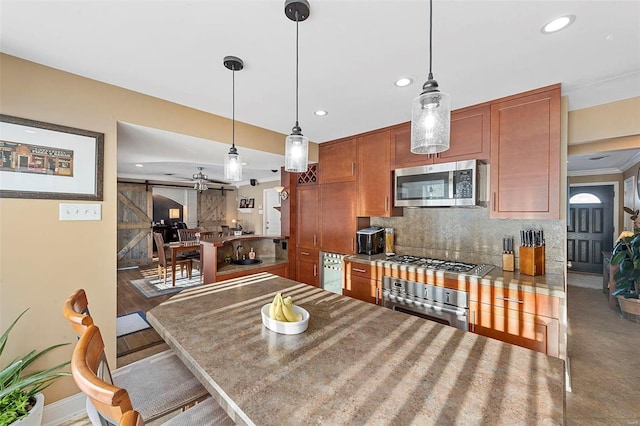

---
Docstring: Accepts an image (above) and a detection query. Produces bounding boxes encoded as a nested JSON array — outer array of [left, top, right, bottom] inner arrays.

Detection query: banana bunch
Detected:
[[268, 293, 302, 322]]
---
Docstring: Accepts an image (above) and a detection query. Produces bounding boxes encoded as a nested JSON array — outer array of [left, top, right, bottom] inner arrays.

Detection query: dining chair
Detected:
[[72, 325, 234, 426], [176, 228, 202, 282], [153, 232, 192, 284], [177, 228, 199, 242], [62, 289, 210, 424]]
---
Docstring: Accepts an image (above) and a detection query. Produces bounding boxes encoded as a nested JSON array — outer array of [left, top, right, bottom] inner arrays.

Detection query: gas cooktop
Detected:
[[384, 255, 494, 277]]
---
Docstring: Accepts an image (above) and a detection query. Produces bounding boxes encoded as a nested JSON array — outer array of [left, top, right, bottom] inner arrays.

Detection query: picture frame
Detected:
[[239, 198, 247, 208], [0, 114, 104, 200], [247, 198, 255, 209]]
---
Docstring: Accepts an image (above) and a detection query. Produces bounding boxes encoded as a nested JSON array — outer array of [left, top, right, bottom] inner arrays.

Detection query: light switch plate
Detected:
[[59, 203, 102, 221]]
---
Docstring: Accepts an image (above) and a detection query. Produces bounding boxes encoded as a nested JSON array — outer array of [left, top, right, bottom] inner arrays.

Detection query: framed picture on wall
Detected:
[[239, 198, 247, 208], [247, 198, 255, 208], [0, 114, 104, 200]]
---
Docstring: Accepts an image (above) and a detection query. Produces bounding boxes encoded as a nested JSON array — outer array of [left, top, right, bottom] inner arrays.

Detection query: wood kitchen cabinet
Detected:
[[320, 181, 365, 254], [343, 260, 383, 305], [357, 130, 402, 217], [296, 185, 319, 249], [390, 105, 491, 169], [296, 247, 319, 287], [489, 84, 561, 219], [468, 283, 561, 357], [319, 138, 357, 184]]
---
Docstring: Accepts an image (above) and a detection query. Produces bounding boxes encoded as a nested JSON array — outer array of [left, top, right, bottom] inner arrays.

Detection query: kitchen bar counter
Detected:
[[347, 254, 565, 298], [148, 273, 565, 425]]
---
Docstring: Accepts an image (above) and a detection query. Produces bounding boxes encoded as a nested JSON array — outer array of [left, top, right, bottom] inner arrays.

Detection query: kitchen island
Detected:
[[147, 272, 565, 425]]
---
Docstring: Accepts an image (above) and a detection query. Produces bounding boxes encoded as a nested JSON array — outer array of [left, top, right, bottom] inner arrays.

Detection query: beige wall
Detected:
[[568, 97, 640, 145], [0, 53, 317, 404]]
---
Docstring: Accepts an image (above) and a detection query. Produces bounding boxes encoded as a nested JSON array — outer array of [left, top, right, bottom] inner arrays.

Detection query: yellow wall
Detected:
[[0, 53, 317, 404]]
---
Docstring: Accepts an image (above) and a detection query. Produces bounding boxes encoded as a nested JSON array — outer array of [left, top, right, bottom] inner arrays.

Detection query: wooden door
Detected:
[[567, 185, 614, 273], [296, 185, 319, 249], [489, 86, 561, 219], [390, 123, 432, 169], [357, 130, 401, 217], [318, 138, 357, 184], [320, 181, 357, 254], [117, 183, 153, 268], [197, 189, 227, 232], [435, 105, 490, 163]]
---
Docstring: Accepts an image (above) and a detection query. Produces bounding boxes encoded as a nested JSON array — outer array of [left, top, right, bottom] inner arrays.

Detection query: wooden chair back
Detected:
[[71, 324, 133, 425], [62, 289, 94, 336], [178, 228, 199, 242], [153, 232, 168, 268], [120, 410, 145, 426]]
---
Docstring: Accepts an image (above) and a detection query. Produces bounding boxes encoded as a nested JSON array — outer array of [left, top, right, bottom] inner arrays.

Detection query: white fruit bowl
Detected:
[[261, 304, 310, 335]]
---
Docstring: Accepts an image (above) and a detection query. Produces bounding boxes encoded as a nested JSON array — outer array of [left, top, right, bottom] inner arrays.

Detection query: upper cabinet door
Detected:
[[357, 130, 402, 217], [489, 86, 561, 219], [318, 138, 357, 184], [434, 105, 491, 163], [296, 185, 319, 248], [390, 123, 432, 169]]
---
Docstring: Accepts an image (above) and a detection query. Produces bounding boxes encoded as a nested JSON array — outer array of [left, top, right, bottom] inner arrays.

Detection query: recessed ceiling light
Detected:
[[394, 77, 413, 87], [135, 163, 144, 167], [242, 162, 247, 166], [314, 110, 328, 116], [541, 15, 575, 34]]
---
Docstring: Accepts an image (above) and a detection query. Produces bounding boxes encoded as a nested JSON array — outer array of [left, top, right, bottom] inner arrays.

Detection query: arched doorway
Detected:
[[567, 185, 614, 273]]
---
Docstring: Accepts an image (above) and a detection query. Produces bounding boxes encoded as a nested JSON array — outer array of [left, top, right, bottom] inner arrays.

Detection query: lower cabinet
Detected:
[[215, 263, 289, 282], [343, 260, 382, 305], [469, 301, 559, 357], [296, 248, 319, 287]]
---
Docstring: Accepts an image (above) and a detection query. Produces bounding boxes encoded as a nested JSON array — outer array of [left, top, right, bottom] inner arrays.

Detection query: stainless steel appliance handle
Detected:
[[418, 301, 468, 317], [495, 296, 524, 304], [353, 268, 366, 273]]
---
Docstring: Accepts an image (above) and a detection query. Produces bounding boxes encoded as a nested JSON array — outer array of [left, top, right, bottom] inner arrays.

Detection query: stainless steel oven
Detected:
[[382, 276, 469, 331]]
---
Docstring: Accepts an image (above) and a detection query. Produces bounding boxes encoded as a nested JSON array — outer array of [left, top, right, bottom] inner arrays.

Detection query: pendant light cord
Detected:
[[428, 0, 433, 80], [295, 11, 300, 127], [232, 67, 236, 149]]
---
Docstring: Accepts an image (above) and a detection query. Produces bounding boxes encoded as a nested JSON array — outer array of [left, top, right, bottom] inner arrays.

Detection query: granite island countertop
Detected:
[[148, 273, 565, 425]]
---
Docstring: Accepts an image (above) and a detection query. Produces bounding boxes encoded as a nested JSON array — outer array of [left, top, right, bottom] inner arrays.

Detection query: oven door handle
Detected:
[[415, 300, 468, 317]]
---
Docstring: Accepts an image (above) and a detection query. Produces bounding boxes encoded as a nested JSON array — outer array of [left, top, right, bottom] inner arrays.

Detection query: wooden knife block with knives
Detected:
[[519, 246, 545, 276], [502, 253, 515, 272]]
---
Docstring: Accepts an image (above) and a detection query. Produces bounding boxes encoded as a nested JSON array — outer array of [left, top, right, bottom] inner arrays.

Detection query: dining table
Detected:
[[147, 272, 565, 425], [167, 240, 201, 286]]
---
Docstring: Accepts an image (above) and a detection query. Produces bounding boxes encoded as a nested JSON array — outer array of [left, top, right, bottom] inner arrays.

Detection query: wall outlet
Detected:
[[59, 203, 102, 221]]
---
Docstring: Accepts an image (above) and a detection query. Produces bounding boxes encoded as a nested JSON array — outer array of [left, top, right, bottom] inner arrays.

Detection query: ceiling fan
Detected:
[[191, 166, 230, 192]]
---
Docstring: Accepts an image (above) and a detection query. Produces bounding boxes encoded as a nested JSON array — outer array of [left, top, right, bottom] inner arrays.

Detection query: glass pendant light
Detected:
[[284, 0, 310, 173], [193, 166, 209, 192], [223, 56, 244, 181], [411, 0, 450, 154]]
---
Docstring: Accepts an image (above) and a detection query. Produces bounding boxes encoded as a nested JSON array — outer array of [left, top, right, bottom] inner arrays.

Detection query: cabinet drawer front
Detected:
[[470, 284, 559, 318], [469, 301, 559, 357], [345, 261, 381, 280], [297, 247, 319, 259], [344, 276, 379, 305]]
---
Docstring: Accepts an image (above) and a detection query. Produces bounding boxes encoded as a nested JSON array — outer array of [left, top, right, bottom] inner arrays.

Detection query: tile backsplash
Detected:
[[371, 207, 566, 275]]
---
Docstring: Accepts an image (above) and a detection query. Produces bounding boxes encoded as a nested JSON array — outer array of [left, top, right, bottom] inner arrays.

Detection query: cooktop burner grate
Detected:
[[384, 255, 494, 277]]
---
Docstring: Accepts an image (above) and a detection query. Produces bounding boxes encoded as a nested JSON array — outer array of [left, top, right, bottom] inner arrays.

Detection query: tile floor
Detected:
[[63, 274, 639, 425]]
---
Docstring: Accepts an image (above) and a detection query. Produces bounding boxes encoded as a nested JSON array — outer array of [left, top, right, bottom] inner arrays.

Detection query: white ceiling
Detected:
[[1, 0, 639, 186]]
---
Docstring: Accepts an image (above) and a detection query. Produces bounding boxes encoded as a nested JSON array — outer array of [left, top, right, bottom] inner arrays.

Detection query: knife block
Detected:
[[502, 253, 515, 272], [519, 246, 545, 276]]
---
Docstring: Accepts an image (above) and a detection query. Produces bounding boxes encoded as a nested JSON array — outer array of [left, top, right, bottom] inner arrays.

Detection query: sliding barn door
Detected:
[[117, 182, 153, 268], [198, 189, 227, 231]]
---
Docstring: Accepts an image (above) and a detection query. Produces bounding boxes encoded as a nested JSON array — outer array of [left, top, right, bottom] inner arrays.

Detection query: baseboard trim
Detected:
[[42, 392, 87, 426]]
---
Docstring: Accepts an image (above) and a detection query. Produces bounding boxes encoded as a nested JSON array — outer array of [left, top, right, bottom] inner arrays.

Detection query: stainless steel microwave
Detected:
[[394, 159, 487, 207]]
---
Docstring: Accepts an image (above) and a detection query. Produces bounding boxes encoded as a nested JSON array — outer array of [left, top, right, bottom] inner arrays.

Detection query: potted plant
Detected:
[[0, 309, 70, 426], [611, 207, 640, 318]]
